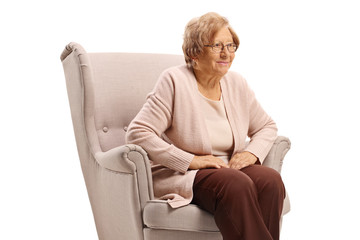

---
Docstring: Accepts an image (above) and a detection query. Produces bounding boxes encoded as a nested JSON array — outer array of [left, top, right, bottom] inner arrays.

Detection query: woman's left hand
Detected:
[[229, 151, 258, 170]]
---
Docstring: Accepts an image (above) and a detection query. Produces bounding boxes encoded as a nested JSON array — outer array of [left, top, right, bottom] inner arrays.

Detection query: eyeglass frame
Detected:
[[204, 42, 238, 53]]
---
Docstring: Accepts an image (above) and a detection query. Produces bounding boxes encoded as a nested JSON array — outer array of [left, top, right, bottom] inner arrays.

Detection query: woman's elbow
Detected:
[[125, 125, 137, 144]]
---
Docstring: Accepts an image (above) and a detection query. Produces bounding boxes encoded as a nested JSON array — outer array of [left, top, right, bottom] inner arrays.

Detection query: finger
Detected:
[[230, 160, 247, 170], [215, 160, 229, 168], [211, 161, 229, 169], [239, 162, 252, 170], [228, 161, 236, 169], [229, 163, 239, 169], [219, 163, 229, 168], [238, 163, 247, 170], [205, 162, 221, 169], [229, 159, 240, 169], [210, 157, 229, 168]]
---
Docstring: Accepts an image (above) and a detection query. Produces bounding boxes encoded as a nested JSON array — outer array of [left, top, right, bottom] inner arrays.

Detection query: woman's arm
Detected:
[[244, 87, 278, 163], [126, 95, 195, 174], [229, 79, 278, 168], [126, 72, 195, 174]]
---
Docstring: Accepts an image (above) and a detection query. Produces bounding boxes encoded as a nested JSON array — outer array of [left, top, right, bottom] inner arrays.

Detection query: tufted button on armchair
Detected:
[[60, 42, 291, 240]]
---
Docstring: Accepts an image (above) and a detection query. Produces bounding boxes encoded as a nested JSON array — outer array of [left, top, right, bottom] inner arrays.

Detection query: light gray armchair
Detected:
[[60, 42, 291, 240]]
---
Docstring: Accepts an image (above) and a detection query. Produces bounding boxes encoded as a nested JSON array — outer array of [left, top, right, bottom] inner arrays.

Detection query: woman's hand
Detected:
[[229, 151, 258, 170], [189, 155, 229, 170]]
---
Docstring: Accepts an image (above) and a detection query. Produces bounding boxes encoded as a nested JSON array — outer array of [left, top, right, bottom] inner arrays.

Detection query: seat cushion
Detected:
[[143, 200, 219, 232]]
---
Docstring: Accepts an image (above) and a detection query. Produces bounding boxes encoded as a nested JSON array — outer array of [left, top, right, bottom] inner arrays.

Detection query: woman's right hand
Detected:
[[188, 155, 229, 170]]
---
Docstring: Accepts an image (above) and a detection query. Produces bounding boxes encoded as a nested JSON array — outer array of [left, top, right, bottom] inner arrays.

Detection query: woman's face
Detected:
[[195, 27, 236, 79]]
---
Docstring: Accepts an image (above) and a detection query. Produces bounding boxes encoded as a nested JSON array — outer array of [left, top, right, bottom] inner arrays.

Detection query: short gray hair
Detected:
[[182, 12, 240, 67]]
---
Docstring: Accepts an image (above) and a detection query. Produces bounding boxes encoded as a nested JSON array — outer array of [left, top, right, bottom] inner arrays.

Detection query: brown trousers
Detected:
[[192, 164, 285, 240]]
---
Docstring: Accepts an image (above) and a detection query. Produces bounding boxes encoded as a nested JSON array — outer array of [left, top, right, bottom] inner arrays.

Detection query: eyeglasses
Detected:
[[204, 42, 238, 53]]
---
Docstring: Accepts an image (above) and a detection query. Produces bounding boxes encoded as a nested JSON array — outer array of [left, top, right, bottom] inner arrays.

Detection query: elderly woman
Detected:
[[126, 12, 285, 240]]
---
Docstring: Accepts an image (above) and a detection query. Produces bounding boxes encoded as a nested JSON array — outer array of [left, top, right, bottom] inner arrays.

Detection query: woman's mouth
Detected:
[[217, 61, 229, 66]]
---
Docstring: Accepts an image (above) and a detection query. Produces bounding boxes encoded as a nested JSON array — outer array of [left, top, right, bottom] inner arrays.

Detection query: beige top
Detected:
[[198, 92, 234, 164]]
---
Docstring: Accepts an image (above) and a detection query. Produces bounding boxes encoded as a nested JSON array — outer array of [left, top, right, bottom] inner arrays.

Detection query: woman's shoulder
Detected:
[[152, 64, 194, 95], [155, 64, 194, 87], [160, 64, 193, 79]]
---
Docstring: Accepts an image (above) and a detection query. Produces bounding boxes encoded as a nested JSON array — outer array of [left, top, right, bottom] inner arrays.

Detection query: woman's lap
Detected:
[[193, 164, 284, 202], [191, 164, 285, 240]]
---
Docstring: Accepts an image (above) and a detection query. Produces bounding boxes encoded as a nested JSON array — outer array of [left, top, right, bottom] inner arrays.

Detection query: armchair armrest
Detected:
[[95, 144, 154, 208], [262, 136, 291, 215], [92, 136, 290, 210], [262, 136, 291, 173]]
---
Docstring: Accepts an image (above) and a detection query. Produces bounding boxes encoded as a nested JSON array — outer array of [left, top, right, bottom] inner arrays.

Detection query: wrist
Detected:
[[246, 151, 258, 160]]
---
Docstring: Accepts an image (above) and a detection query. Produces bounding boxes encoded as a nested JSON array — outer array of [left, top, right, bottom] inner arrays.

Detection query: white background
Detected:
[[1, 0, 359, 239]]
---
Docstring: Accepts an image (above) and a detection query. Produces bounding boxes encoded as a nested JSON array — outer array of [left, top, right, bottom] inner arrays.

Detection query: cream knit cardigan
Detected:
[[126, 65, 277, 208]]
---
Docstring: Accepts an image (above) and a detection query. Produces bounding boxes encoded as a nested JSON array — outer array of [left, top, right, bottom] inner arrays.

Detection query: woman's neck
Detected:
[[193, 68, 222, 101]]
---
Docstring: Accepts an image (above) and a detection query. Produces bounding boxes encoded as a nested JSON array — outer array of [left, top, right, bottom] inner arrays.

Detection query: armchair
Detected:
[[60, 42, 290, 240]]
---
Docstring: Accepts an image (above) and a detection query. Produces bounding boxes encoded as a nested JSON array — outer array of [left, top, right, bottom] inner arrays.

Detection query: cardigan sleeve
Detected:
[[243, 81, 278, 163], [125, 71, 194, 174]]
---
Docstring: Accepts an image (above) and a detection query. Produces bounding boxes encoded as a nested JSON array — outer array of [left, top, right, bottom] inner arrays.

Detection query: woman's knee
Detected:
[[192, 168, 257, 213], [243, 165, 285, 195], [213, 168, 257, 198], [259, 167, 285, 196]]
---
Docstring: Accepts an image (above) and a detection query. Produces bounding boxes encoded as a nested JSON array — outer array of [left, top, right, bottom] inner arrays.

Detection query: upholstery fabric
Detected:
[[143, 200, 218, 231], [144, 229, 222, 240], [263, 136, 291, 215], [88, 52, 184, 152], [60, 42, 291, 240]]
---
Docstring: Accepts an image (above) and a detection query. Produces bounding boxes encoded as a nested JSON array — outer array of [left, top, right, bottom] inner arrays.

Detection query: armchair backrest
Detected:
[[61, 42, 185, 153], [90, 52, 185, 152]]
